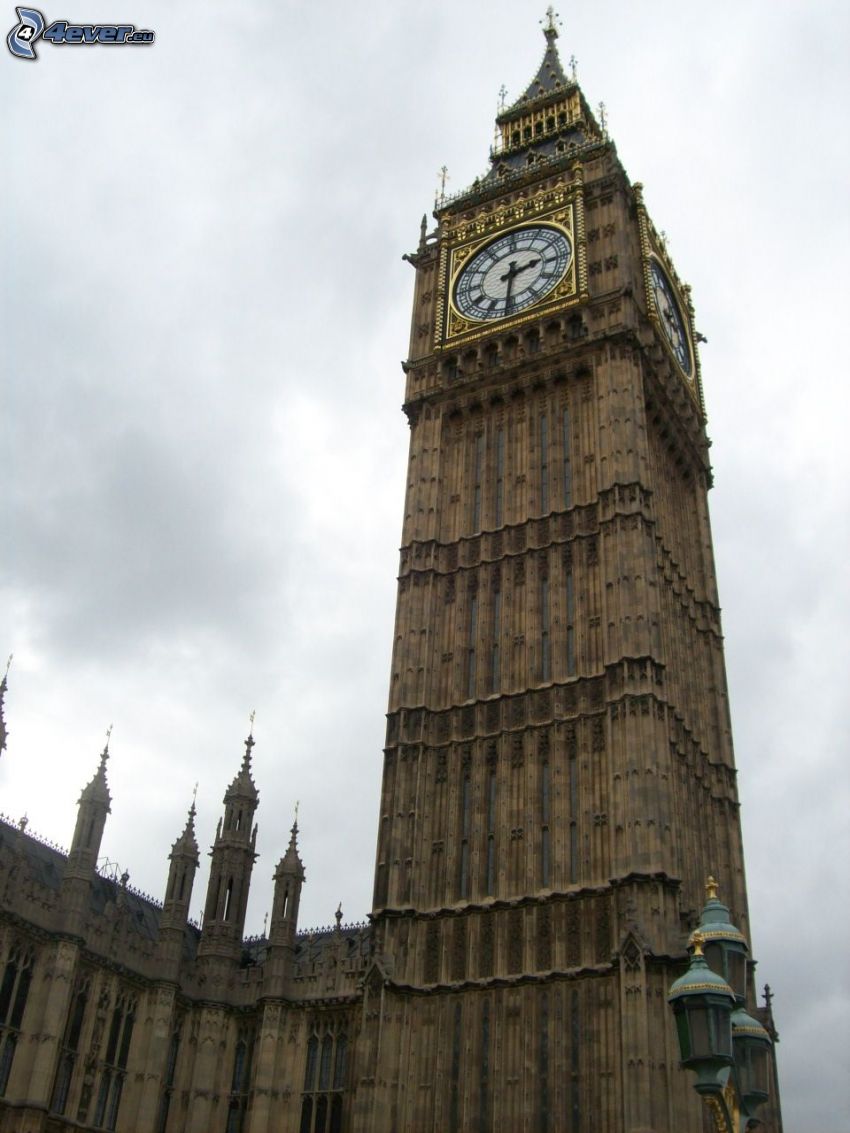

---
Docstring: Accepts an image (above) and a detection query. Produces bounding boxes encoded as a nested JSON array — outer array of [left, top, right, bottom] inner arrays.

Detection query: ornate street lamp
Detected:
[[668, 879, 774, 1132]]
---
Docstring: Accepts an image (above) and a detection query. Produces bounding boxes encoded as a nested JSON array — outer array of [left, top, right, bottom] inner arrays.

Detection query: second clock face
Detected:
[[454, 226, 572, 322], [649, 258, 693, 378]]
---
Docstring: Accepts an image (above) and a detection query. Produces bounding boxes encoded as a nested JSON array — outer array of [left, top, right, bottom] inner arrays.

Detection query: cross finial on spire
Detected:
[[569, 54, 578, 82], [100, 723, 113, 769], [498, 83, 508, 111], [187, 782, 199, 824], [541, 6, 560, 39], [243, 710, 256, 765]]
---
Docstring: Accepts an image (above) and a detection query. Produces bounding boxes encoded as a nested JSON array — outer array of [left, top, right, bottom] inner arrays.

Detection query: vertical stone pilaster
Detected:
[[9, 938, 78, 1112], [122, 984, 176, 1133]]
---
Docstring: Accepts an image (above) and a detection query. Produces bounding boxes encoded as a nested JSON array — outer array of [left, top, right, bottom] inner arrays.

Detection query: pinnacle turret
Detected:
[[63, 729, 115, 916], [269, 808, 305, 959], [158, 795, 202, 968], [198, 724, 261, 965]]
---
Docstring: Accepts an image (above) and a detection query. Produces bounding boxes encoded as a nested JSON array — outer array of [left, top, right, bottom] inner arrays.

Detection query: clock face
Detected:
[[649, 258, 693, 378], [454, 226, 572, 322]]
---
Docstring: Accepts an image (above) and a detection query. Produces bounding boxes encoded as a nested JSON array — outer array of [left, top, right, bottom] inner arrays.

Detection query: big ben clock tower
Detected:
[[357, 13, 779, 1133]]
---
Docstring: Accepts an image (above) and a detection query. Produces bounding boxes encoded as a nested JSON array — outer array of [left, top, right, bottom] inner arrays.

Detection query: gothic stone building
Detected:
[[0, 20, 780, 1133]]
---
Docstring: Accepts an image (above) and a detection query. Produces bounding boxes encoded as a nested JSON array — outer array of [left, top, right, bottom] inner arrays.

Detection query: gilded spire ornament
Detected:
[[541, 5, 560, 37]]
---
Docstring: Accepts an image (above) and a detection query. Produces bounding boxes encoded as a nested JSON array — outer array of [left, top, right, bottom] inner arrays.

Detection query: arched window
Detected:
[[92, 993, 135, 1131], [50, 979, 89, 1115], [0, 946, 34, 1097], [155, 1022, 182, 1133], [300, 1027, 349, 1133], [226, 1032, 254, 1133]]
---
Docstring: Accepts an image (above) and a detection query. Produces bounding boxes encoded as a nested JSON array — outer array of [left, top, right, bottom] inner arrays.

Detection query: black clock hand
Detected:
[[501, 257, 541, 313], [504, 266, 515, 312], [499, 258, 540, 284], [500, 259, 519, 284]]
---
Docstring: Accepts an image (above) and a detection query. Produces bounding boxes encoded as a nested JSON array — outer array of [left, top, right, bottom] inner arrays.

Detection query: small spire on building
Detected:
[[226, 716, 259, 803], [243, 710, 256, 770], [277, 803, 305, 881], [569, 53, 578, 82], [0, 654, 11, 755], [170, 793, 200, 860], [100, 723, 113, 771], [335, 902, 343, 931], [79, 728, 113, 807]]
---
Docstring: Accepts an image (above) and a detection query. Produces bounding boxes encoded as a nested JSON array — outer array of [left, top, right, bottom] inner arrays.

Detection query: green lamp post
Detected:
[[668, 879, 773, 1132]]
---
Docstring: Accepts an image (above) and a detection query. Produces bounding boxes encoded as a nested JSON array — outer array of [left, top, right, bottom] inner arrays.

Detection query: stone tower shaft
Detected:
[[361, 20, 756, 1133]]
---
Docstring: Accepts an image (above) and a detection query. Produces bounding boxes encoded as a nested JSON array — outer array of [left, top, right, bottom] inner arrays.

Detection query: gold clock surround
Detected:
[[633, 181, 703, 410], [435, 188, 586, 350]]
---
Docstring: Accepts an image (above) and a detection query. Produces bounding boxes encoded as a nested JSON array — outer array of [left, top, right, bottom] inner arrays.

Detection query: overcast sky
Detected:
[[3, 2, 849, 1126]]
